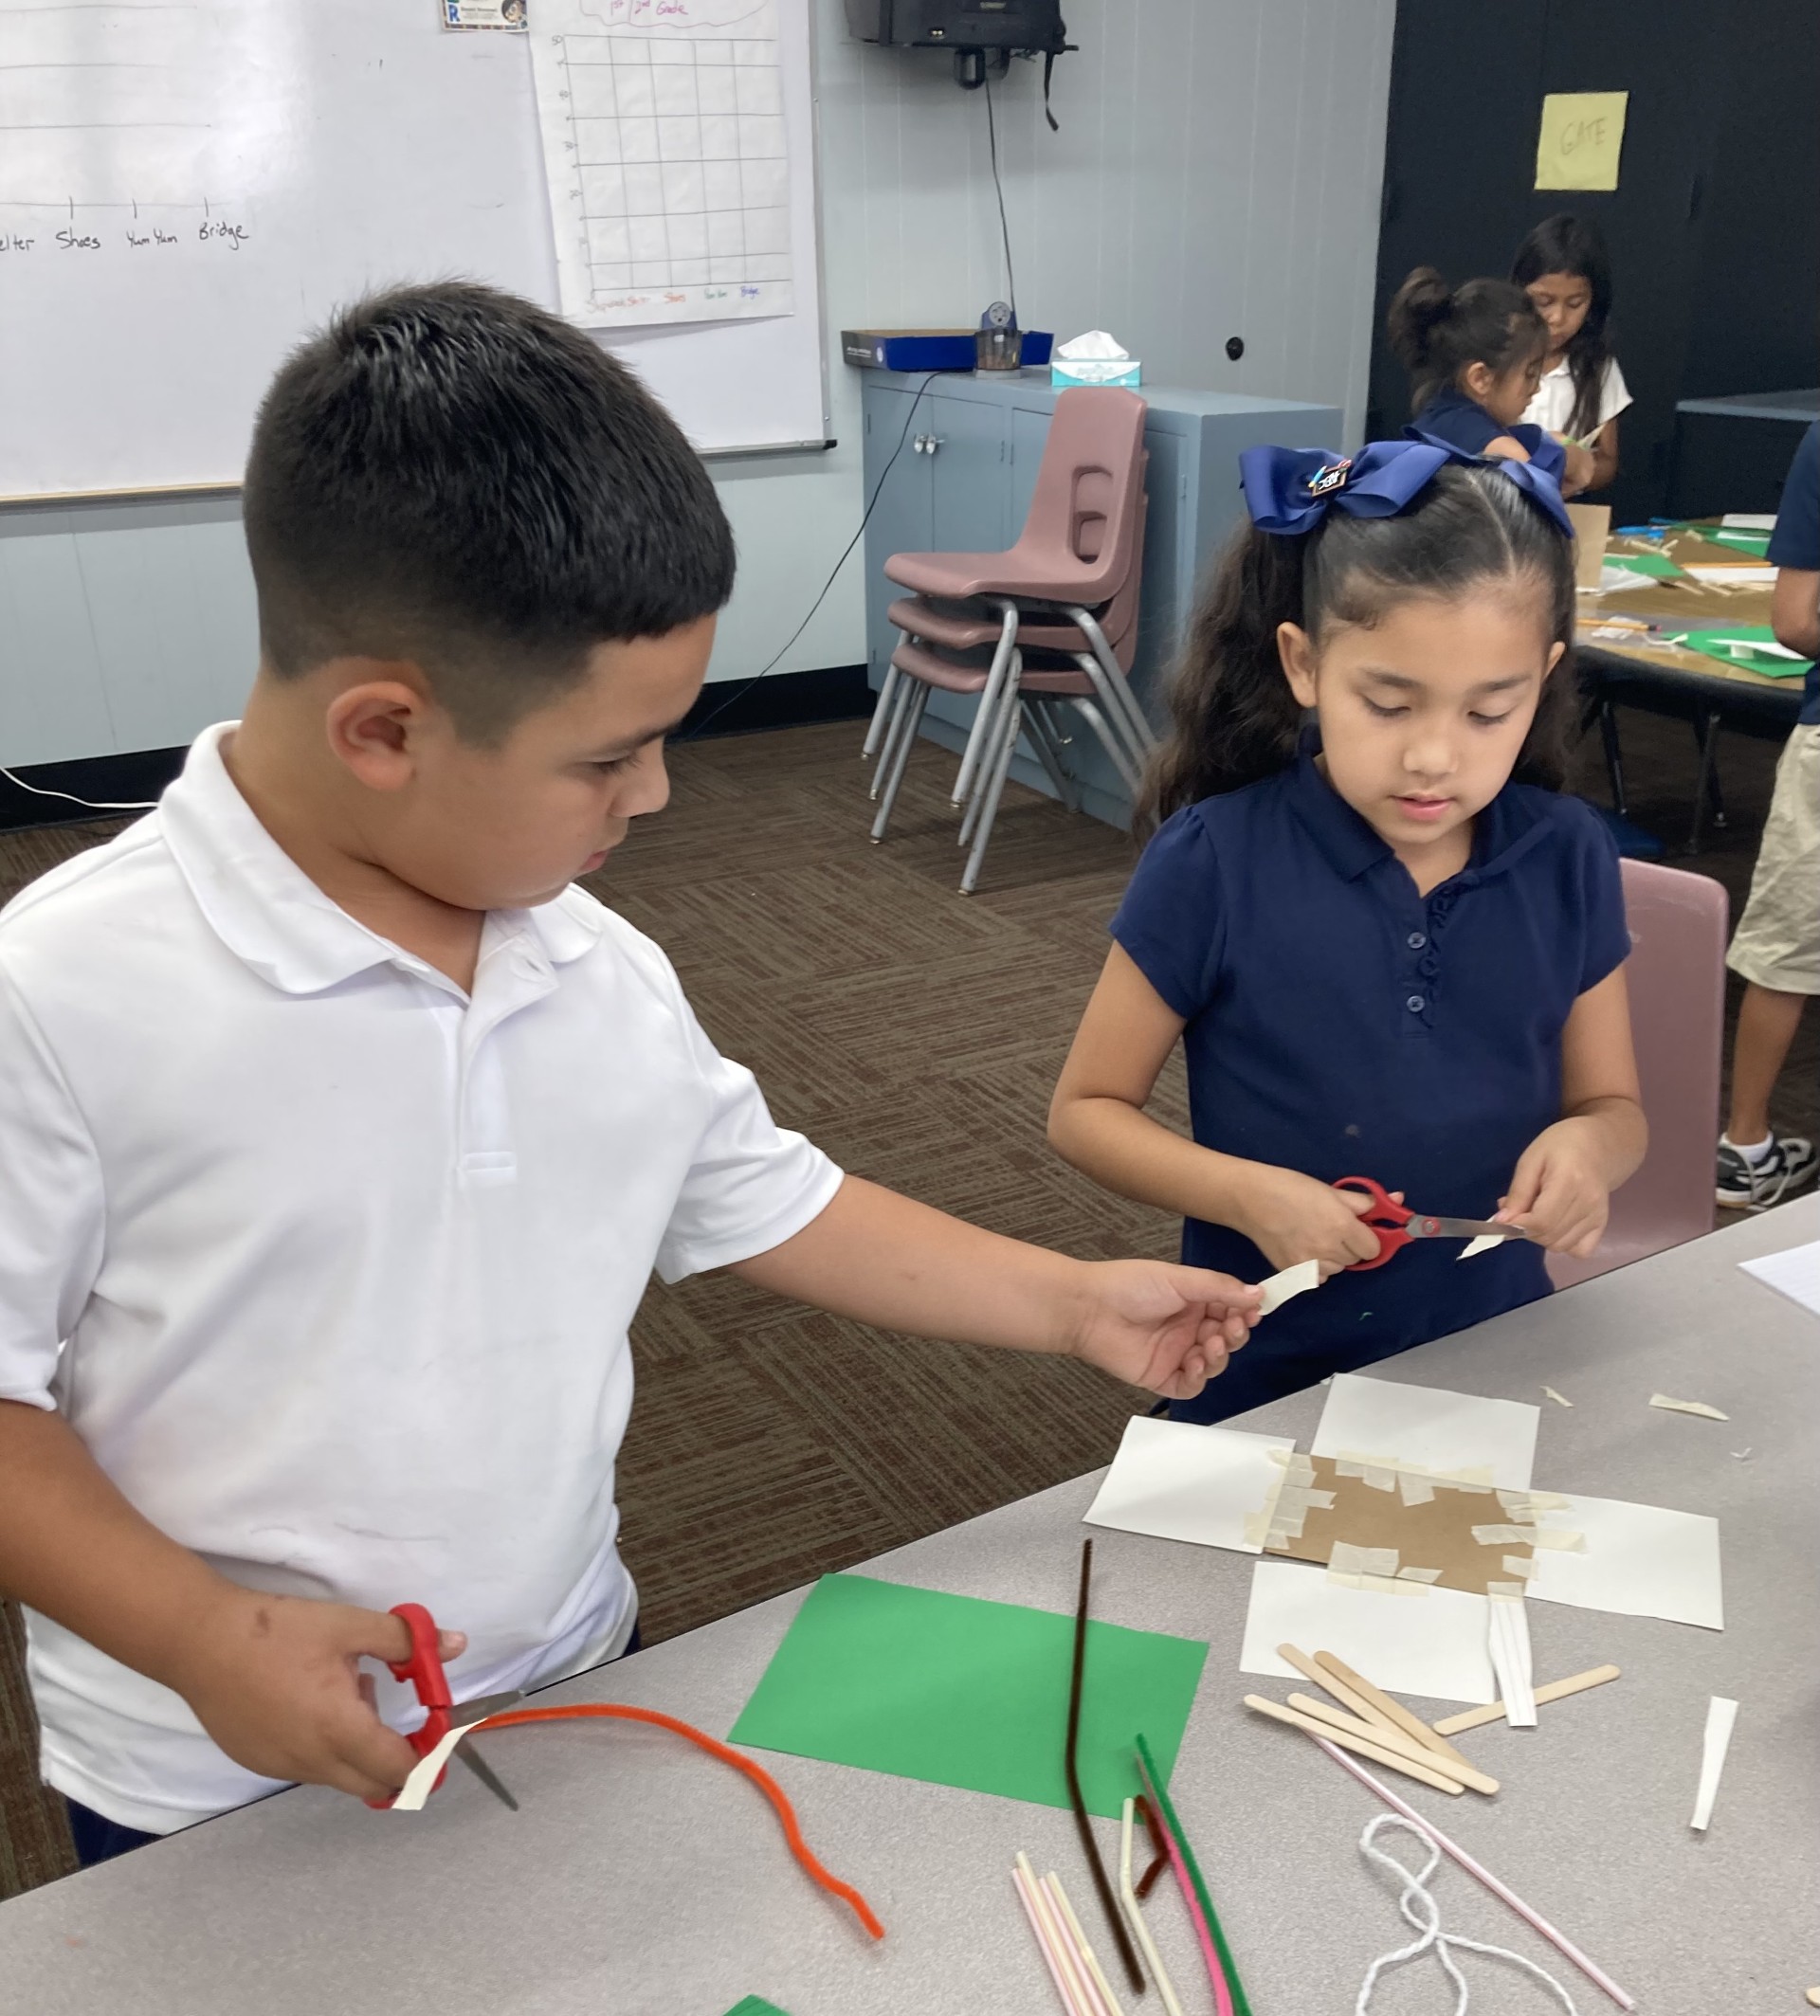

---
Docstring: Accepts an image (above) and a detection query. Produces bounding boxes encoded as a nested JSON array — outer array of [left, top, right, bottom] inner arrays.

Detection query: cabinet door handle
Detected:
[[925, 435, 944, 454]]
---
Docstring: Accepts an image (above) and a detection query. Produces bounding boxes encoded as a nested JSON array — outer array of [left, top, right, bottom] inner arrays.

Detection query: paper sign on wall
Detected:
[[1535, 92, 1629, 191]]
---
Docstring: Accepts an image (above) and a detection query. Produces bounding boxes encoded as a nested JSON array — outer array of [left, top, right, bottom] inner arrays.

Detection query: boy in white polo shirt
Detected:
[[0, 283, 1258, 1862]]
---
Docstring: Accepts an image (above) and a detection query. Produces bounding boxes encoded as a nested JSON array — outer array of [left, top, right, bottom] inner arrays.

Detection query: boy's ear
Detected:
[[1277, 621, 1320, 708], [323, 663, 440, 793]]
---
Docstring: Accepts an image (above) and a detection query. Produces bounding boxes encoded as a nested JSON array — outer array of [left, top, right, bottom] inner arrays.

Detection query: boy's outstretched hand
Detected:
[[165, 1588, 468, 1805], [1065, 1260, 1256, 1398]]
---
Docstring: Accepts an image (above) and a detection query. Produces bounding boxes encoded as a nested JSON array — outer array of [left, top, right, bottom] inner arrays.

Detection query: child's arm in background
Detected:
[[1041, 944, 1382, 1278], [1586, 419, 1619, 493], [733, 1169, 1261, 1400], [0, 1399, 449, 1804], [1495, 965, 1647, 1257]]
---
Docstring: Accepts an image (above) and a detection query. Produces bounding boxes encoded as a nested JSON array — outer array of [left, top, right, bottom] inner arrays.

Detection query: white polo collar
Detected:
[[158, 723, 604, 996]]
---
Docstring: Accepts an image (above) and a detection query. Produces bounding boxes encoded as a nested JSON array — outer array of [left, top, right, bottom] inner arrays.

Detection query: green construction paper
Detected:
[[1671, 626, 1812, 678], [730, 1574, 1207, 1819], [1702, 527, 1773, 557], [1604, 549, 1684, 578], [721, 2001, 791, 2016]]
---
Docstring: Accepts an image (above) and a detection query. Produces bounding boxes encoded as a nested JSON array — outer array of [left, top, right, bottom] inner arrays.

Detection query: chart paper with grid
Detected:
[[530, 0, 794, 327]]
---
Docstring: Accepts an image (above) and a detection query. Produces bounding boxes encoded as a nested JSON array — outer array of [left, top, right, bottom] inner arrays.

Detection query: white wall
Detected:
[[0, 0, 1392, 765]]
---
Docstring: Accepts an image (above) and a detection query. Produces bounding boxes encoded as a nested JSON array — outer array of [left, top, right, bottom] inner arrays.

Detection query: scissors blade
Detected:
[[453, 1739, 519, 1811], [1410, 1216, 1532, 1241]]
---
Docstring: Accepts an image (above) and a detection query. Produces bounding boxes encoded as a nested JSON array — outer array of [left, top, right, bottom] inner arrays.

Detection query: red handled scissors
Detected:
[[366, 1601, 521, 1811], [1332, 1175, 1532, 1272]]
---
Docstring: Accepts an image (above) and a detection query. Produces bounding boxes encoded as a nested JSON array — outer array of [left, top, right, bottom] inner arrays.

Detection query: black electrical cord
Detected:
[[982, 70, 1017, 324], [681, 372, 940, 741]]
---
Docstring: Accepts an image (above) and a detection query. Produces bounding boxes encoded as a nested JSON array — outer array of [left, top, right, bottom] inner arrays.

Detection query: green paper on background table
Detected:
[[722, 1999, 791, 2015], [1605, 549, 1684, 578], [1670, 626, 1813, 678], [730, 1573, 1208, 1817], [1702, 527, 1774, 557]]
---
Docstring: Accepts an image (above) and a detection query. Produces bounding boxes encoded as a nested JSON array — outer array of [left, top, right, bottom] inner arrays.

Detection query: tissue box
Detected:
[[1051, 358, 1141, 389]]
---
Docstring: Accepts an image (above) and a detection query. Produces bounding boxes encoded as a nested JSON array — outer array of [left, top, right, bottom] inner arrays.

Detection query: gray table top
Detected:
[[4, 1197, 1816, 2015], [1675, 388, 1820, 423]]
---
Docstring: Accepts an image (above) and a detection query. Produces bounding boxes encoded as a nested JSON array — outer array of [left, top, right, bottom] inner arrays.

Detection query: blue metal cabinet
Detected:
[[860, 369, 1341, 827]]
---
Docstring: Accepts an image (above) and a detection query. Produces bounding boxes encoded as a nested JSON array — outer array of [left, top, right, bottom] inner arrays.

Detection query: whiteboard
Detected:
[[0, 0, 827, 499]]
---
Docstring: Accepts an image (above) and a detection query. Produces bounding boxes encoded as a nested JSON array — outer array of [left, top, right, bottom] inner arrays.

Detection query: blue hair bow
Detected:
[[1240, 434, 1574, 539]]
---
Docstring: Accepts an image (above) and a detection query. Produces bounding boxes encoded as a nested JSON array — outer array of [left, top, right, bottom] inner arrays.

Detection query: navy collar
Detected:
[[1283, 745, 1556, 890]]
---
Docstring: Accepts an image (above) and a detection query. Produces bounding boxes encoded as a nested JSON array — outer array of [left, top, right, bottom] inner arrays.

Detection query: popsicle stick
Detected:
[[1285, 1693, 1500, 1796], [1276, 1643, 1400, 1735], [1311, 1650, 1481, 1780], [1432, 1663, 1621, 1735], [1014, 1862, 1093, 2016], [1245, 1695, 1465, 1794], [1119, 1799, 1185, 2016]]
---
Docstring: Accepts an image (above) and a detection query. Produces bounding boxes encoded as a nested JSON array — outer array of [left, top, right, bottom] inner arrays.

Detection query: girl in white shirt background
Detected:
[[1514, 213, 1630, 497]]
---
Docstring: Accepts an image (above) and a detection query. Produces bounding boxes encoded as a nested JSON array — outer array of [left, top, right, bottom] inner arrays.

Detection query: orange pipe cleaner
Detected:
[[469, 1703, 885, 1941]]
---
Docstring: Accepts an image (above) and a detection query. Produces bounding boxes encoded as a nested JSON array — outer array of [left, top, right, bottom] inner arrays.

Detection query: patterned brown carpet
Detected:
[[0, 702, 1812, 1900]]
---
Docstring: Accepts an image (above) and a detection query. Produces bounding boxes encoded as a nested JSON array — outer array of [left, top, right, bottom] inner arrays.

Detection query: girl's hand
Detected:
[[1066, 1261, 1260, 1401], [1235, 1167, 1385, 1278], [1559, 442, 1596, 497], [1496, 1118, 1611, 1258]]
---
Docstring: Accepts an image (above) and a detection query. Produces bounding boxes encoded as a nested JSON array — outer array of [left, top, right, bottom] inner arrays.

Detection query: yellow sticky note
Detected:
[[1535, 92, 1629, 191]]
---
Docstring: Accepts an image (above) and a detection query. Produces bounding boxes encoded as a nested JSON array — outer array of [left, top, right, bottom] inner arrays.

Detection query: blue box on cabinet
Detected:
[[859, 367, 1341, 828]]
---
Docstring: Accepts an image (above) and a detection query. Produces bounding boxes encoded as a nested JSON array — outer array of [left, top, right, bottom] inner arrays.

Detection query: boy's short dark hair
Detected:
[[242, 282, 736, 743]]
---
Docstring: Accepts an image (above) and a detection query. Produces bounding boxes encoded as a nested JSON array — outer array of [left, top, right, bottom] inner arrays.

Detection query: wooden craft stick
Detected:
[[1276, 1643, 1400, 1734], [1311, 1650, 1482, 1780], [1285, 1693, 1500, 1796], [1431, 1664, 1621, 1737], [1245, 1695, 1465, 1794]]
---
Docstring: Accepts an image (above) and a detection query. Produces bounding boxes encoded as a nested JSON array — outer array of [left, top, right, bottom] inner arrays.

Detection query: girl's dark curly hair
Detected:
[[1135, 462, 1575, 840]]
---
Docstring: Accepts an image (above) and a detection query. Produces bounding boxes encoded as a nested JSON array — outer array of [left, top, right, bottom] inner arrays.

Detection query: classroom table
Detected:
[[1574, 522, 1806, 847], [2, 1197, 1815, 2015]]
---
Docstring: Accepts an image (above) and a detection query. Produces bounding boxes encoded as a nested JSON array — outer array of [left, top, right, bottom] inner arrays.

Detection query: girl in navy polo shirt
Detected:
[[1049, 443, 1647, 1421], [1389, 267, 1596, 498]]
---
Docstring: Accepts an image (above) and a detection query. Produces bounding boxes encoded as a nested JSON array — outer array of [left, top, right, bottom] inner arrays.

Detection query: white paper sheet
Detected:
[[1720, 513, 1776, 529], [1739, 1238, 1820, 1319], [1683, 564, 1778, 585], [1240, 1559, 1497, 1705], [1486, 1598, 1537, 1725], [1311, 1373, 1538, 1490], [1527, 1492, 1723, 1629], [1083, 1417, 1295, 1553]]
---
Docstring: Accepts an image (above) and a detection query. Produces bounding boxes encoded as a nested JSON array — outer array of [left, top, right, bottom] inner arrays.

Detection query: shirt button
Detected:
[[1406, 994, 1426, 1012], [1407, 931, 1427, 949]]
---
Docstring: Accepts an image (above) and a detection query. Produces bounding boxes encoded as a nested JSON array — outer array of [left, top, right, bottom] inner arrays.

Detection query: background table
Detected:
[[1, 1198, 1815, 2014], [1575, 523, 1806, 846]]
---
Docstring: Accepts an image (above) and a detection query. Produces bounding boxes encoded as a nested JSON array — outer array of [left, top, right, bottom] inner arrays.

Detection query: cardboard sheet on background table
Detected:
[[730, 1574, 1207, 1818], [1265, 1454, 1536, 1595]]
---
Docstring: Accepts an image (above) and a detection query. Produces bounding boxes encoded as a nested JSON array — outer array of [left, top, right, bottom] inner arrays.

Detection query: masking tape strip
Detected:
[[1360, 1465, 1398, 1493], [1528, 1529, 1586, 1553], [1397, 1472, 1436, 1507], [392, 1719, 486, 1813], [1485, 1580, 1527, 1599], [1395, 1565, 1444, 1583], [1329, 1542, 1399, 1578], [1471, 1524, 1536, 1546], [1650, 1393, 1730, 1422], [1524, 1490, 1571, 1511], [1326, 1570, 1429, 1596], [1541, 1386, 1574, 1408], [1501, 1555, 1538, 1580], [1258, 1258, 1320, 1317]]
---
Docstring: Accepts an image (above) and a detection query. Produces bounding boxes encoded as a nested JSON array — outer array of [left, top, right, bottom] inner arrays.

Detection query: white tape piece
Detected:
[[1458, 1234, 1504, 1260], [1690, 1696, 1738, 1830], [1501, 1555, 1538, 1580], [391, 1719, 485, 1812], [1397, 1471, 1436, 1507], [1486, 1596, 1537, 1726], [1471, 1524, 1535, 1546], [1650, 1393, 1730, 1421], [1259, 1258, 1321, 1316], [1528, 1529, 1586, 1553], [1360, 1465, 1398, 1493], [1330, 1542, 1400, 1578], [1541, 1386, 1574, 1408], [1395, 1565, 1444, 1584]]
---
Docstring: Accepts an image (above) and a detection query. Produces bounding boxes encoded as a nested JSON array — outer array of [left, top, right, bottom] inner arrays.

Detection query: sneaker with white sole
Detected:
[[1716, 1133, 1819, 1209]]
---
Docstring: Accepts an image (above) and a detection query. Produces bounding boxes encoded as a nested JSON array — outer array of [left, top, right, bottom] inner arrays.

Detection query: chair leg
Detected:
[[957, 663, 1021, 846], [868, 674, 913, 800], [1598, 700, 1628, 817], [1067, 696, 1143, 795], [861, 663, 900, 760], [951, 603, 1020, 807], [960, 694, 1024, 895], [1686, 712, 1723, 853], [1064, 605, 1156, 756], [870, 682, 929, 843], [1069, 651, 1153, 782], [1023, 700, 1079, 809]]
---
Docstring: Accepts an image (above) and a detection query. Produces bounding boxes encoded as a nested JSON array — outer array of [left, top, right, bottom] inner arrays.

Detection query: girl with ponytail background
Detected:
[[1048, 445, 1647, 1422]]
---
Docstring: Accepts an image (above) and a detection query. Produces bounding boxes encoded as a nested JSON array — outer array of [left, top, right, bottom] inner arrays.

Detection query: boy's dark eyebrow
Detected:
[[591, 710, 693, 755]]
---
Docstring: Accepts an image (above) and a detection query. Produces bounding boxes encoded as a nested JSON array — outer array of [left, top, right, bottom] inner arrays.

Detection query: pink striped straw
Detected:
[[1012, 1862, 1095, 2016], [1138, 1780, 1235, 2016], [1310, 1735, 1635, 2009]]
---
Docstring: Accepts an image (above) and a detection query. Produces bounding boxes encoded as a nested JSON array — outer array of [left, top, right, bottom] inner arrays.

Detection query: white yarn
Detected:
[[1354, 1815, 1580, 2016]]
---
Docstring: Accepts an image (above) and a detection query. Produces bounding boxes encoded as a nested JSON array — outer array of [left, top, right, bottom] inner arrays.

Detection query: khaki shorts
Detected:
[[1727, 722, 1820, 993]]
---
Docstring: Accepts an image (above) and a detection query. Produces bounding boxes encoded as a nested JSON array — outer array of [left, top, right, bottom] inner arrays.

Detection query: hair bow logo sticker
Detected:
[[1306, 460, 1354, 499]]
